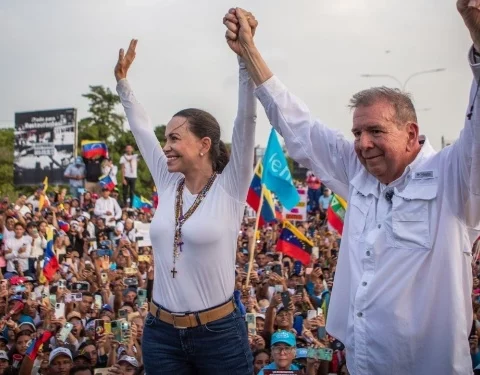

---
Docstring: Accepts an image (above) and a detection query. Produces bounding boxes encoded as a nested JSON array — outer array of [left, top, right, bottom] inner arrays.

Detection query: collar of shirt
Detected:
[[351, 135, 436, 198]]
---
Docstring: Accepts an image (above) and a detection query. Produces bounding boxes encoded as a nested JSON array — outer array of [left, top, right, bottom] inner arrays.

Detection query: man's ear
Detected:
[[405, 122, 420, 152]]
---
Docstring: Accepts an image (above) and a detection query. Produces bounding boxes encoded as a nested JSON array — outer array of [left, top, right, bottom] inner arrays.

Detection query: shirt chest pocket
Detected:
[[348, 193, 373, 241], [391, 184, 437, 250]]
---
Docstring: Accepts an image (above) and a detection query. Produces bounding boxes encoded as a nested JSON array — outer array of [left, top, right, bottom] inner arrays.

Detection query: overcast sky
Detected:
[[0, 0, 475, 150]]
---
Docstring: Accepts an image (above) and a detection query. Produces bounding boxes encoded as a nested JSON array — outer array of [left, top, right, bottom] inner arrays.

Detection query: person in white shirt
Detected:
[[14, 194, 31, 216], [119, 145, 139, 207], [4, 222, 32, 278], [115, 37, 256, 374], [318, 189, 333, 212], [224, 4, 480, 375], [94, 188, 122, 228], [26, 222, 47, 274]]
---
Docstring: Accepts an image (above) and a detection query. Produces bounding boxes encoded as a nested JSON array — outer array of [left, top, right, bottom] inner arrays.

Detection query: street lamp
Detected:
[[361, 68, 446, 91]]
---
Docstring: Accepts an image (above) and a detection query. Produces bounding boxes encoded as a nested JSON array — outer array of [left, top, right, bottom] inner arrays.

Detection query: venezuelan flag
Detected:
[[26, 331, 53, 360], [58, 220, 70, 233], [99, 174, 115, 191], [43, 228, 59, 281], [246, 162, 279, 227], [81, 140, 108, 160], [277, 220, 313, 265]]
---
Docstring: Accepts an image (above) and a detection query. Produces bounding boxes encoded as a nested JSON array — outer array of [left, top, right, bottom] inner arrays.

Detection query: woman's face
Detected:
[[16, 334, 31, 355], [163, 116, 210, 174], [254, 352, 270, 374], [39, 222, 47, 233]]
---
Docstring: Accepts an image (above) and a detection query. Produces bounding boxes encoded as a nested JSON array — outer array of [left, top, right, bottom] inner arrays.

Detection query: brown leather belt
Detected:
[[149, 299, 235, 329]]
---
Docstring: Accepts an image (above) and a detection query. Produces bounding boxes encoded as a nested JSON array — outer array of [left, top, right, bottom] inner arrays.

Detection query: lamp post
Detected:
[[361, 68, 446, 91]]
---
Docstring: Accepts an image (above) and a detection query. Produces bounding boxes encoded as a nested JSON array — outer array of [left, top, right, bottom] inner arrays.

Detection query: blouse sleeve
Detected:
[[116, 79, 180, 194], [218, 58, 257, 201]]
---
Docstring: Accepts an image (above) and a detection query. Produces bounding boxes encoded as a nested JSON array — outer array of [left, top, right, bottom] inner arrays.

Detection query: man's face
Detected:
[[49, 356, 73, 375], [18, 195, 26, 205], [14, 225, 24, 238], [102, 190, 110, 199], [125, 145, 134, 155], [123, 291, 136, 304], [256, 254, 267, 267], [352, 101, 418, 184], [80, 296, 93, 313], [272, 344, 295, 369], [288, 275, 300, 289]]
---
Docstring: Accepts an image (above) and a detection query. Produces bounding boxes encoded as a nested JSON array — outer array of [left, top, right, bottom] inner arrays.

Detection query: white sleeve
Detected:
[[443, 47, 480, 229], [119, 156, 125, 165], [116, 79, 180, 194], [94, 200, 105, 217], [218, 58, 257, 201], [19, 243, 31, 259], [113, 199, 122, 220], [255, 76, 360, 199]]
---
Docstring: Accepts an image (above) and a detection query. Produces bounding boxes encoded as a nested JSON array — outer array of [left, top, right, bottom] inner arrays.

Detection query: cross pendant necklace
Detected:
[[171, 173, 218, 278]]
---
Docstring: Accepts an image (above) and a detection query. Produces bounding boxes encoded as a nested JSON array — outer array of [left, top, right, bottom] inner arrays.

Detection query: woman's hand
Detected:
[[115, 39, 137, 82]]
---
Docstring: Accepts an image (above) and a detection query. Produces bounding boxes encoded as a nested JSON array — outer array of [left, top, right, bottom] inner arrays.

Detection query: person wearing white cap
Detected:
[[49, 347, 73, 375], [105, 355, 140, 375]]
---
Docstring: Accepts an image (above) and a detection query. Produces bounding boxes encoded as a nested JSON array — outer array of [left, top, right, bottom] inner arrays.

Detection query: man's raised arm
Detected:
[[223, 8, 359, 197]]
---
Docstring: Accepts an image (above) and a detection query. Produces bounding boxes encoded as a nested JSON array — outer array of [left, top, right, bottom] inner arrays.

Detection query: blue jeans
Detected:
[[142, 305, 253, 375]]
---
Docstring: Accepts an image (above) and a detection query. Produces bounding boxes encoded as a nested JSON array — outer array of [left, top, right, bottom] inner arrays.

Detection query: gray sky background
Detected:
[[0, 0, 475, 150]]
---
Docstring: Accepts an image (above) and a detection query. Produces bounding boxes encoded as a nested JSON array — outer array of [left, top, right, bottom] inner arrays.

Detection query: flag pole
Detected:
[[246, 184, 265, 287]]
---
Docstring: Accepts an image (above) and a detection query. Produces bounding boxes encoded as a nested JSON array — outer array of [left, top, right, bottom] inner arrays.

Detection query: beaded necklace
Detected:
[[171, 172, 218, 278]]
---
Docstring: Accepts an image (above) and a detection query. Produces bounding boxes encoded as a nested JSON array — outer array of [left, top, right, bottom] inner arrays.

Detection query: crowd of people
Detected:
[[2, 2, 480, 373], [0, 168, 344, 375], [2, 173, 479, 374]]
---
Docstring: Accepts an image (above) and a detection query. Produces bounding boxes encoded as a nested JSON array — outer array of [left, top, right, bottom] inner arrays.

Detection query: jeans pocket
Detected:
[[203, 312, 237, 333], [144, 312, 156, 327]]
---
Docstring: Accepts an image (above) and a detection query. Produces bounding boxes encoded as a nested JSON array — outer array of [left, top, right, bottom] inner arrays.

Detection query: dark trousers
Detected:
[[308, 188, 321, 212], [143, 305, 253, 374], [123, 177, 136, 206]]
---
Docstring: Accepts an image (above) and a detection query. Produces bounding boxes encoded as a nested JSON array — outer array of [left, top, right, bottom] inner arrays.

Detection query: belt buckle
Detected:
[[171, 313, 188, 329]]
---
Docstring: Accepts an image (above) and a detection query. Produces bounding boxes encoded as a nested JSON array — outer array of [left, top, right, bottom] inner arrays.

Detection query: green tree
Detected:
[[0, 129, 15, 197], [77, 85, 125, 144]]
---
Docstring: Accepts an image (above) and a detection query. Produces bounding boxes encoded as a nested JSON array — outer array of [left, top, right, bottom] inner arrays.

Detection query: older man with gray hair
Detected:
[[223, 1, 480, 374]]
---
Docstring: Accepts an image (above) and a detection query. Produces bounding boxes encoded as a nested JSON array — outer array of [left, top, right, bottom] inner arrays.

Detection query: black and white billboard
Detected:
[[14, 108, 77, 186]]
